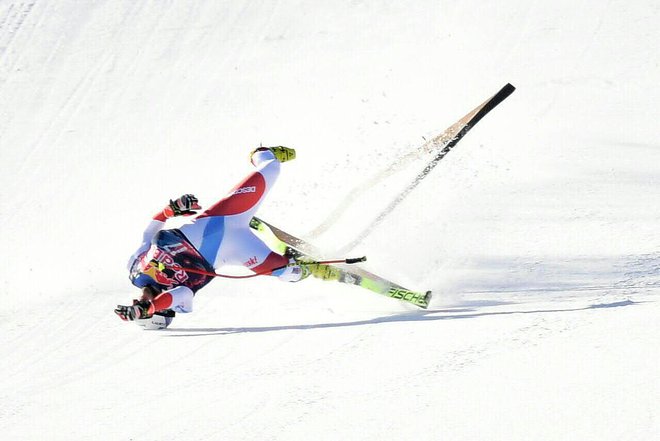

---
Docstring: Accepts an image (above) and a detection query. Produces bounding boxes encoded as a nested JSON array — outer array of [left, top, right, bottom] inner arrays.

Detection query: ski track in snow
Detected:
[[1, 1, 659, 440]]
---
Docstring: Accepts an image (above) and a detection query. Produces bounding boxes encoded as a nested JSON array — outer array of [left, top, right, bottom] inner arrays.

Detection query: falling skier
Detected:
[[115, 146, 339, 329], [115, 84, 516, 328]]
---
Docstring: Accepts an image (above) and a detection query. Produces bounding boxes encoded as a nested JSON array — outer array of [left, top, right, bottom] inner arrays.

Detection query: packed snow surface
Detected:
[[1, 1, 658, 440]]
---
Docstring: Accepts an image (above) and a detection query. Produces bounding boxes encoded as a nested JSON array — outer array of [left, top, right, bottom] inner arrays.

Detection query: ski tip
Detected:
[[502, 83, 516, 94], [423, 290, 433, 306]]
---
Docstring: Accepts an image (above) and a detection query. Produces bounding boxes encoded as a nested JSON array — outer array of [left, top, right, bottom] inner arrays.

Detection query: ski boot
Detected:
[[300, 261, 342, 282], [252, 146, 296, 163]]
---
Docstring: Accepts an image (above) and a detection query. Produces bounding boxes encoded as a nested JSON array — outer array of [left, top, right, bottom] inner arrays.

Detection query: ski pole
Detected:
[[176, 256, 367, 280]]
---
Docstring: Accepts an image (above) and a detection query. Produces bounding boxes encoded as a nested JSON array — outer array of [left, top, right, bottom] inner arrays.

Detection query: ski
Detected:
[[250, 217, 431, 309], [337, 83, 515, 252], [306, 84, 515, 253]]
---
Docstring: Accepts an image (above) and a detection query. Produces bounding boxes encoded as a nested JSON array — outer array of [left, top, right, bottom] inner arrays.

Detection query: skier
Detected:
[[115, 146, 338, 328]]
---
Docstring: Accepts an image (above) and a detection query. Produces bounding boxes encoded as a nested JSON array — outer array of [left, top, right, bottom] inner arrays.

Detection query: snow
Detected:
[[1, 0, 659, 440]]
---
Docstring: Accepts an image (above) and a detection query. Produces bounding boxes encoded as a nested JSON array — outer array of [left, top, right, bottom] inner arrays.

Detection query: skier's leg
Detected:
[[150, 286, 194, 313], [212, 149, 299, 279], [197, 149, 280, 220], [180, 149, 281, 264], [216, 223, 305, 282]]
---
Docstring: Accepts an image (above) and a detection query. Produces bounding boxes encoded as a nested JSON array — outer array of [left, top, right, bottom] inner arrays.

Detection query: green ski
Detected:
[[250, 217, 431, 309]]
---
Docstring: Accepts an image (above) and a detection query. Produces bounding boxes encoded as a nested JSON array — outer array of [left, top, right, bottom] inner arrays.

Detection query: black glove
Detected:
[[168, 194, 201, 217], [114, 299, 152, 321]]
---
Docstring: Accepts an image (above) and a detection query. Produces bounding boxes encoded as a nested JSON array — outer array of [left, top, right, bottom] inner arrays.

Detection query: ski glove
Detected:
[[114, 299, 152, 321], [164, 194, 202, 218]]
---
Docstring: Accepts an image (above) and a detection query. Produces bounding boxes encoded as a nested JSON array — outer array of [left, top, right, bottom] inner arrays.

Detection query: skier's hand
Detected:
[[114, 299, 151, 321], [164, 194, 202, 217]]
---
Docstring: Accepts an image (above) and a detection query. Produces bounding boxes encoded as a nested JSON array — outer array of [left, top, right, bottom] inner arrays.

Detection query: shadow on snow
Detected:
[[163, 299, 639, 337]]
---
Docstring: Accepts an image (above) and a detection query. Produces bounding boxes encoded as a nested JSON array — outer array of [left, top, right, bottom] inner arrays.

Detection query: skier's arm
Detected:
[[149, 285, 194, 314], [126, 218, 165, 270], [126, 195, 202, 269], [114, 285, 194, 321]]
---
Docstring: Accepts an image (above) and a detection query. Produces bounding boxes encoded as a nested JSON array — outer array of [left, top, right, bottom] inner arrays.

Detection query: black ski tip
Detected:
[[498, 83, 516, 99], [424, 290, 433, 305], [346, 256, 367, 264]]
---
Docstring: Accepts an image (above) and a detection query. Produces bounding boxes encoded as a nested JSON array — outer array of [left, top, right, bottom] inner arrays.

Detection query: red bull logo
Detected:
[[139, 247, 189, 288], [141, 261, 177, 286]]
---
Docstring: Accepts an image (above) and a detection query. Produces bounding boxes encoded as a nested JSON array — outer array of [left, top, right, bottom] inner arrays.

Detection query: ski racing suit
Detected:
[[127, 149, 302, 314]]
